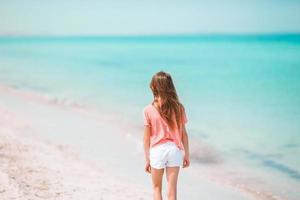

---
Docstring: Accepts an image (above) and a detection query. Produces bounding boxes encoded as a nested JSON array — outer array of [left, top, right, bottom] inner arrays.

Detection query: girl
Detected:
[[143, 71, 190, 200]]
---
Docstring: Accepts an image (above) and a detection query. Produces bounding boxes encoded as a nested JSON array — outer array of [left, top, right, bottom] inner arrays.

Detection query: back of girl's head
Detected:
[[150, 71, 178, 100], [149, 71, 184, 130]]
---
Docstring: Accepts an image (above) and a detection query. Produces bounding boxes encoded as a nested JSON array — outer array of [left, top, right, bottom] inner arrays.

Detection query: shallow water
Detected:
[[0, 35, 300, 199]]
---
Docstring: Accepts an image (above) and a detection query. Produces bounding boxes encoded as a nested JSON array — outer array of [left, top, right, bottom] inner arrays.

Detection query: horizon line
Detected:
[[1, 32, 300, 38]]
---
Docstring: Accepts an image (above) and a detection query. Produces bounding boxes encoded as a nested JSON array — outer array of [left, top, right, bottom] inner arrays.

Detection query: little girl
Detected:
[[143, 71, 190, 200]]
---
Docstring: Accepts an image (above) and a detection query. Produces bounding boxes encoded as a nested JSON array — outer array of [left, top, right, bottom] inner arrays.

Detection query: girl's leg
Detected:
[[166, 167, 180, 200], [151, 167, 164, 200]]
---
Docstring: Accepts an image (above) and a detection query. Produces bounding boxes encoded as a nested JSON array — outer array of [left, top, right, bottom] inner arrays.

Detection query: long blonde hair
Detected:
[[150, 71, 184, 131]]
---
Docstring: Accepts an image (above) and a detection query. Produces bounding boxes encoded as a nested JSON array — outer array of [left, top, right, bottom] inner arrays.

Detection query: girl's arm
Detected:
[[143, 125, 151, 173], [182, 124, 190, 168]]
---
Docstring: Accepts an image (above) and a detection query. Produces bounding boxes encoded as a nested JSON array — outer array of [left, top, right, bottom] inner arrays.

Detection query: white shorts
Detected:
[[150, 141, 184, 169]]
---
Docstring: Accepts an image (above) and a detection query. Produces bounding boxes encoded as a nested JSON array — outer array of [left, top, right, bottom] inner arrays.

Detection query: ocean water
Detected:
[[0, 35, 300, 199]]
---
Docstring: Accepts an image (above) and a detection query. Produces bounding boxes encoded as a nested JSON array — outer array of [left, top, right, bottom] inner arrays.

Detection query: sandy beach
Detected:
[[0, 90, 151, 200], [0, 84, 290, 200]]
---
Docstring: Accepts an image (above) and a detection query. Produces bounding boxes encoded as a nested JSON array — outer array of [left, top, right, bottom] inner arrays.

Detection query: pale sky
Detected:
[[1, 0, 300, 36]]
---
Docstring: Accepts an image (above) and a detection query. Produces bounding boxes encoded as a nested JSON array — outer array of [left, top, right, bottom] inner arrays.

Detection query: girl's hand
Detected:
[[144, 161, 151, 173], [183, 155, 190, 168]]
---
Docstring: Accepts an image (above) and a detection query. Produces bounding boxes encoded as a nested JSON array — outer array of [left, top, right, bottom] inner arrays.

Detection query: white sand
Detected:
[[0, 104, 150, 200], [0, 85, 276, 200]]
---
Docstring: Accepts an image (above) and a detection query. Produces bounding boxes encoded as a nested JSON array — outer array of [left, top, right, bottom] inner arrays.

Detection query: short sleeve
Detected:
[[181, 106, 188, 124], [143, 108, 151, 126]]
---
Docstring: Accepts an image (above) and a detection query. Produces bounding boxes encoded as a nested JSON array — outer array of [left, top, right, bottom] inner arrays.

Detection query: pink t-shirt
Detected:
[[143, 103, 188, 150]]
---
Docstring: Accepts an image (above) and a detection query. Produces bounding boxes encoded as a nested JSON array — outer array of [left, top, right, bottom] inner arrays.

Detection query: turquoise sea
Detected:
[[0, 35, 300, 199]]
